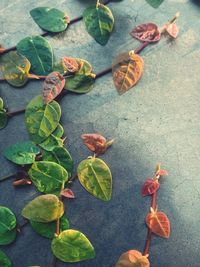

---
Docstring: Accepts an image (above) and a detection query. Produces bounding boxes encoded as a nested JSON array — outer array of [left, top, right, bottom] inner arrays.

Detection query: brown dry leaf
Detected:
[[43, 71, 65, 104], [81, 133, 107, 154], [62, 57, 80, 73], [61, 188, 75, 199], [165, 23, 179, 38], [130, 23, 161, 43], [112, 51, 144, 95], [116, 250, 150, 267]]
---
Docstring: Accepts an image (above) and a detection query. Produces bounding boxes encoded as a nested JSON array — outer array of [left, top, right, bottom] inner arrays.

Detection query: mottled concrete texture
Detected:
[[0, 0, 200, 266]]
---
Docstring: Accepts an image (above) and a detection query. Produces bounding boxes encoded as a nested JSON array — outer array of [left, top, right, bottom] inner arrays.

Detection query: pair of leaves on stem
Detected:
[[0, 98, 8, 129], [22, 194, 95, 263], [116, 250, 150, 267]]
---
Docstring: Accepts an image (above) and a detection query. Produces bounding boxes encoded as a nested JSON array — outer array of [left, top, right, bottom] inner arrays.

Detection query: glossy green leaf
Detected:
[[3, 141, 40, 165], [25, 95, 61, 144], [0, 109, 8, 130], [77, 157, 112, 201], [16, 36, 53, 75], [43, 147, 73, 177], [0, 207, 17, 245], [83, 4, 114, 45], [30, 215, 69, 239], [0, 229, 16, 246], [39, 134, 63, 151], [22, 194, 64, 222], [145, 0, 164, 8], [0, 98, 3, 109], [0, 250, 12, 267], [28, 161, 68, 195], [0, 51, 30, 87], [30, 7, 70, 33], [51, 229, 95, 263], [52, 124, 64, 138]]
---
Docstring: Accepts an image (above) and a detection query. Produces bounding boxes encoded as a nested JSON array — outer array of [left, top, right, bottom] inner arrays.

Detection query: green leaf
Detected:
[[39, 134, 63, 151], [28, 161, 68, 195], [77, 157, 112, 201], [0, 109, 8, 130], [145, 0, 164, 8], [16, 36, 53, 75], [0, 250, 12, 267], [0, 207, 17, 245], [51, 229, 95, 263], [3, 141, 40, 165], [83, 4, 114, 45], [0, 98, 3, 109], [22, 194, 64, 222], [43, 147, 73, 177], [30, 7, 70, 33], [53, 60, 66, 75], [0, 229, 16, 246], [52, 124, 64, 138], [25, 95, 61, 144], [0, 51, 30, 87], [30, 215, 69, 239]]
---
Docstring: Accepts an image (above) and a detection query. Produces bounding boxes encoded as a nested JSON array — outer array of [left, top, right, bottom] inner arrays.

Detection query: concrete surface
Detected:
[[1, 0, 200, 266]]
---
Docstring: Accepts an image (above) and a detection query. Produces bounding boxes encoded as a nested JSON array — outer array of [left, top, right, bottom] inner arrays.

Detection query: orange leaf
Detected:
[[146, 209, 170, 238], [61, 188, 75, 199], [43, 71, 65, 104], [62, 57, 80, 73], [157, 169, 168, 176], [13, 179, 32, 186], [112, 51, 144, 95], [116, 250, 150, 267], [130, 23, 161, 43], [165, 23, 179, 38], [141, 178, 160, 196], [81, 133, 107, 154]]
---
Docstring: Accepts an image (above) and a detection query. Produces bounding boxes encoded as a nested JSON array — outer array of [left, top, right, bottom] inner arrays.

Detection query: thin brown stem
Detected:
[[17, 219, 29, 233], [7, 108, 25, 117]]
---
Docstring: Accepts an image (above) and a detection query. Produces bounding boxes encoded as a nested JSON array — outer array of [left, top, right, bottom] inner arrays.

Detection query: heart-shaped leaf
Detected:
[[0, 250, 12, 267], [28, 161, 68, 195], [30, 215, 69, 239], [141, 178, 160, 196], [22, 194, 64, 222], [81, 133, 107, 154], [83, 3, 114, 45], [130, 23, 161, 43], [116, 250, 150, 267], [145, 0, 164, 8], [43, 72, 65, 104], [0, 51, 31, 87], [43, 147, 73, 177], [146, 208, 170, 238], [30, 7, 70, 33], [25, 95, 61, 144], [77, 157, 112, 201], [3, 141, 40, 165], [51, 229, 95, 262], [17, 36, 53, 75], [112, 51, 144, 95], [39, 134, 63, 151]]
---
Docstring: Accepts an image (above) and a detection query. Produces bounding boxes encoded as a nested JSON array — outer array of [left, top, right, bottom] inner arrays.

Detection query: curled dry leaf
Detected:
[[43, 72, 65, 104], [164, 23, 179, 38], [116, 250, 150, 267], [61, 188, 75, 199], [81, 133, 112, 154], [130, 23, 161, 43], [146, 208, 170, 238], [13, 179, 32, 186], [112, 51, 144, 95], [62, 57, 80, 73], [141, 178, 160, 196]]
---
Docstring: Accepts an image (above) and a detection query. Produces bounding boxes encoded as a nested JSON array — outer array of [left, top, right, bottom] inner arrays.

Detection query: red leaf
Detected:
[[116, 250, 150, 267], [81, 133, 107, 154], [130, 23, 161, 43], [141, 178, 160, 196], [146, 209, 170, 238], [43, 71, 65, 104], [62, 57, 80, 73], [61, 188, 75, 199], [157, 169, 168, 176], [13, 179, 32, 186], [165, 23, 179, 38]]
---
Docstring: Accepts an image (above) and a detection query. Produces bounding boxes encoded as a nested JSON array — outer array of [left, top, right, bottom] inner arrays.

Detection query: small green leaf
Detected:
[[0, 250, 12, 267], [22, 194, 64, 222], [83, 4, 114, 45], [0, 109, 8, 130], [30, 215, 70, 239], [51, 229, 95, 263], [28, 161, 68, 195], [77, 157, 112, 201], [30, 7, 70, 33], [145, 0, 164, 8], [0, 207, 17, 245], [39, 134, 63, 151], [43, 147, 73, 177], [0, 51, 30, 87], [25, 95, 61, 144], [16, 36, 53, 75], [3, 141, 40, 165], [0, 98, 3, 109]]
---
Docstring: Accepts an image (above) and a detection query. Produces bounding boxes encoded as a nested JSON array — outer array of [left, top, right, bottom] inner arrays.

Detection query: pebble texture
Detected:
[[0, 0, 200, 266]]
